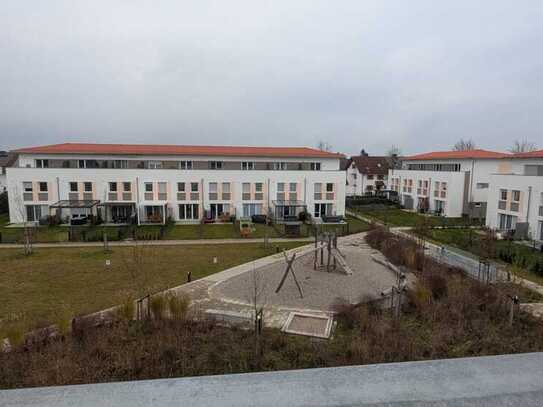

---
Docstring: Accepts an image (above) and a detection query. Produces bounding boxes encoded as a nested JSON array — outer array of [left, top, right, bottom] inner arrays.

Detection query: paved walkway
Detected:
[[0, 236, 313, 249]]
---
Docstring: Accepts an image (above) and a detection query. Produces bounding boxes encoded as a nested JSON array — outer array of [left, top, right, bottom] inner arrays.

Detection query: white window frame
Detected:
[[273, 162, 287, 170], [177, 182, 185, 192], [144, 183, 153, 193], [23, 182, 33, 193], [241, 161, 255, 170], [179, 161, 193, 170], [210, 161, 223, 170], [70, 182, 79, 192], [310, 162, 321, 171], [109, 182, 118, 192], [35, 159, 49, 168], [148, 161, 163, 169]]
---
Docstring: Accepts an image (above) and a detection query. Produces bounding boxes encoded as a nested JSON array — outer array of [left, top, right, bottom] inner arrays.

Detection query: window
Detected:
[[209, 182, 218, 193], [377, 175, 384, 180], [123, 182, 131, 192], [179, 204, 199, 220], [109, 182, 118, 192], [326, 183, 334, 192], [39, 182, 48, 192], [367, 175, 374, 180], [78, 160, 85, 168], [23, 182, 33, 192], [500, 189, 508, 201], [434, 181, 440, 190], [35, 159, 49, 168], [314, 203, 332, 218], [179, 161, 193, 170], [476, 183, 489, 189], [273, 162, 287, 170], [114, 160, 128, 169], [255, 183, 263, 192], [512, 190, 520, 202], [314, 183, 322, 200], [191, 182, 199, 192], [177, 182, 185, 192], [78, 160, 98, 168], [209, 161, 223, 170], [145, 183, 153, 192], [310, 162, 321, 171], [222, 182, 231, 193], [148, 161, 163, 169], [241, 162, 255, 170], [84, 182, 92, 192], [158, 182, 167, 199], [277, 183, 285, 192], [289, 183, 297, 192], [70, 182, 78, 192], [243, 203, 263, 217], [242, 183, 251, 200]]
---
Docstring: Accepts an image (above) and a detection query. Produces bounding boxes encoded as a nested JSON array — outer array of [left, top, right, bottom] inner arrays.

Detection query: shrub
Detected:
[[117, 298, 135, 321], [167, 294, 190, 320], [150, 295, 167, 320]]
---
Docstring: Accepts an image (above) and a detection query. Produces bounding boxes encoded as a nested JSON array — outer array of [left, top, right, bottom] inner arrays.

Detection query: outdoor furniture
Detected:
[[251, 214, 267, 224], [70, 214, 88, 225]]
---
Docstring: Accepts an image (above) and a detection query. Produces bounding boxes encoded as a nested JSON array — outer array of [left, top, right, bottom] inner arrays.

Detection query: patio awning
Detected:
[[272, 200, 307, 207], [50, 200, 100, 209], [98, 201, 136, 206]]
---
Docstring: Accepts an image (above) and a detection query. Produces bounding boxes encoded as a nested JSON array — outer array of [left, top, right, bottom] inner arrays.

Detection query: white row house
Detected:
[[344, 152, 395, 196], [388, 148, 543, 242], [6, 143, 346, 225]]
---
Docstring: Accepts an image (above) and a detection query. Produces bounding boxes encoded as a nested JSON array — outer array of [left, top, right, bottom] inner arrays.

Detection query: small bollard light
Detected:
[[105, 259, 111, 267], [213, 256, 218, 264]]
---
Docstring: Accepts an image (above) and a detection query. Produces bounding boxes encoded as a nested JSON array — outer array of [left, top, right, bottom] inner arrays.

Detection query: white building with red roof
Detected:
[[6, 143, 346, 225]]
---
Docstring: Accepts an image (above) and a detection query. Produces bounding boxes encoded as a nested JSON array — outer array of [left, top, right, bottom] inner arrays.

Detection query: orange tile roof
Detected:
[[512, 150, 543, 158], [14, 143, 344, 159], [406, 149, 510, 160]]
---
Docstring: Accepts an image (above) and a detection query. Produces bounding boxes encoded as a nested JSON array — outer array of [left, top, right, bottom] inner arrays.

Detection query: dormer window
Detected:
[[35, 159, 49, 168], [310, 162, 321, 171], [209, 161, 223, 170], [241, 162, 255, 170]]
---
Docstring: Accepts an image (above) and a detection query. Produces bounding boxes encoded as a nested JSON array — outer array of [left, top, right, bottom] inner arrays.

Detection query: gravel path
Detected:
[[211, 235, 404, 312]]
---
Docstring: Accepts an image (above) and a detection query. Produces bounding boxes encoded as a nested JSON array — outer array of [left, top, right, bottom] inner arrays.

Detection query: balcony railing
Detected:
[[242, 193, 251, 201], [277, 193, 285, 201], [222, 193, 231, 201], [190, 193, 199, 201], [255, 193, 263, 201], [144, 192, 153, 201], [289, 193, 298, 201], [177, 192, 186, 201]]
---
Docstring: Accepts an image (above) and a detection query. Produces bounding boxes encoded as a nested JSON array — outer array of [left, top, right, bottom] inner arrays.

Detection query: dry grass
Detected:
[[0, 242, 305, 338]]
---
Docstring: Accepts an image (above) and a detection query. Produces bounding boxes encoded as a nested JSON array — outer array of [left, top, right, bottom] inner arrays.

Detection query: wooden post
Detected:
[[313, 233, 318, 270], [326, 234, 332, 272], [509, 295, 519, 327], [103, 232, 109, 252]]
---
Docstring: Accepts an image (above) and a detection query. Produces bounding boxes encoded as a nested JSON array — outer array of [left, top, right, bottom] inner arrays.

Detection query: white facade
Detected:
[[346, 164, 387, 196], [7, 151, 346, 224], [485, 158, 543, 240]]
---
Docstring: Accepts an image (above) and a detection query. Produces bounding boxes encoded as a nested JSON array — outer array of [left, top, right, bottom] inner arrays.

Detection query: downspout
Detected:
[[526, 186, 532, 224], [136, 176, 140, 225]]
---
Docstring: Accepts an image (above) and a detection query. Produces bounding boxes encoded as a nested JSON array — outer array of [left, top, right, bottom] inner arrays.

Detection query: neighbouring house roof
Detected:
[[348, 156, 393, 176], [339, 157, 351, 171], [512, 149, 543, 158], [406, 149, 509, 161], [0, 153, 18, 168], [13, 143, 345, 159]]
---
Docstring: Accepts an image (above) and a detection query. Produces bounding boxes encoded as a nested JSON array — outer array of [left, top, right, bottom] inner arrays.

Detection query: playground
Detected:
[[210, 233, 411, 313]]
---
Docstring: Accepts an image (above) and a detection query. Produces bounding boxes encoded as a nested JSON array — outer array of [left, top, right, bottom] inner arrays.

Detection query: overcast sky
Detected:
[[1, 1, 542, 156]]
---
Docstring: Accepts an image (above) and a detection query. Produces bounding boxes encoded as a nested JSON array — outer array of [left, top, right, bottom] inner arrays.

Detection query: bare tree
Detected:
[[121, 238, 159, 298], [12, 186, 33, 255], [509, 139, 537, 153], [316, 141, 333, 152], [246, 261, 268, 366], [386, 145, 402, 157], [453, 139, 476, 151]]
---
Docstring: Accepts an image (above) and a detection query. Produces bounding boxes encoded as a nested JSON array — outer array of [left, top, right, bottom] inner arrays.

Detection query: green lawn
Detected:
[[0, 216, 369, 243], [418, 227, 543, 283], [354, 208, 480, 227], [0, 241, 306, 338]]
